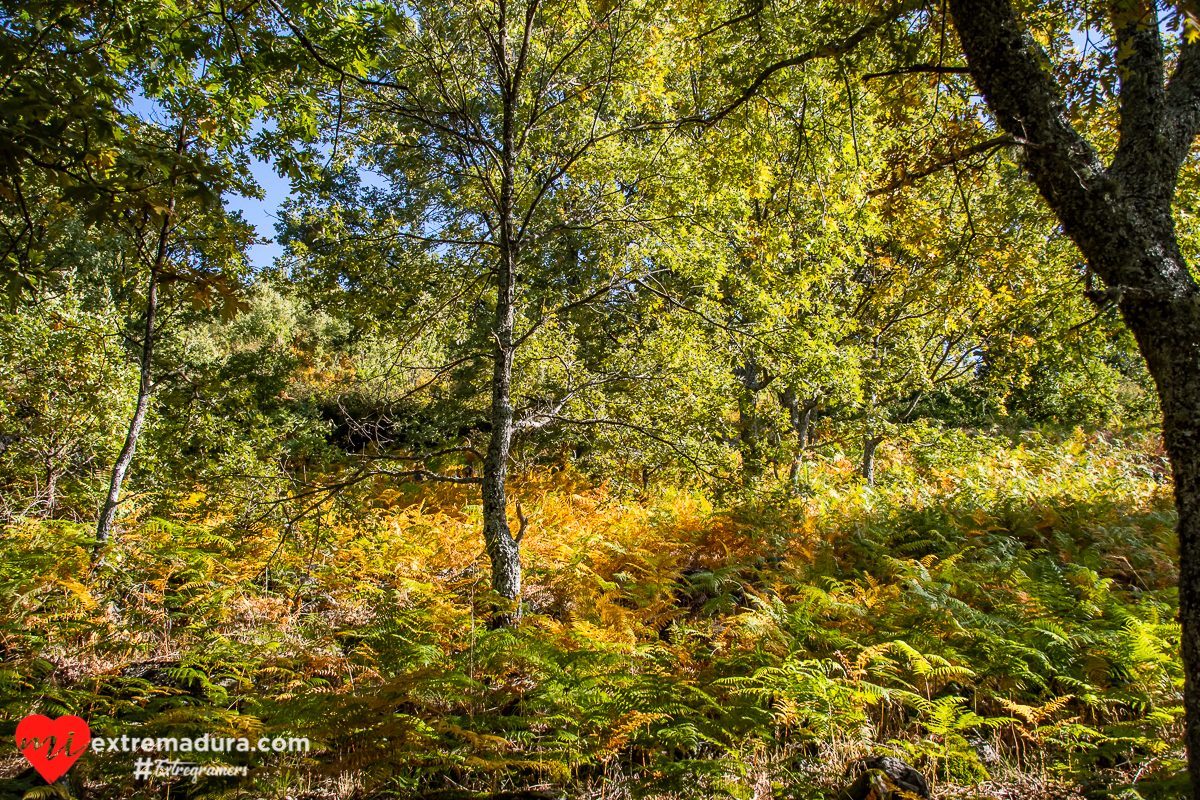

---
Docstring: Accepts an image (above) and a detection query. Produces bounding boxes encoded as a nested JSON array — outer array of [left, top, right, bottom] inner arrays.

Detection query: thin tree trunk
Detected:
[[736, 354, 771, 479], [481, 244, 521, 625], [781, 387, 818, 490], [481, 0, 522, 627], [96, 203, 173, 546], [44, 463, 58, 516], [861, 434, 883, 486]]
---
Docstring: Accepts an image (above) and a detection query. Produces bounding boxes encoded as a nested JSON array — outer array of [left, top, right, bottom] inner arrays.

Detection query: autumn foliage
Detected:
[[0, 431, 1181, 798]]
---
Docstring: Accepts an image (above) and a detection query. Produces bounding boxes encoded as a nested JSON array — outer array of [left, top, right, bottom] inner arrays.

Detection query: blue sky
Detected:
[[230, 153, 290, 271], [223, 147, 290, 271]]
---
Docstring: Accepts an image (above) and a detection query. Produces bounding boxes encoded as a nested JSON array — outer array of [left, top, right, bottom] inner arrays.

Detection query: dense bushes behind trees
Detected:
[[0, 266, 1159, 528]]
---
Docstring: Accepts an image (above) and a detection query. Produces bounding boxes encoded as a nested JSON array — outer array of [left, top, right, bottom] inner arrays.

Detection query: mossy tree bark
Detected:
[[946, 0, 1200, 788]]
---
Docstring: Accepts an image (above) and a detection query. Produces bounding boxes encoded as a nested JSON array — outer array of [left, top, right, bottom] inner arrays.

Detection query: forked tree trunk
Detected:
[[781, 388, 818, 490], [946, 0, 1200, 787]]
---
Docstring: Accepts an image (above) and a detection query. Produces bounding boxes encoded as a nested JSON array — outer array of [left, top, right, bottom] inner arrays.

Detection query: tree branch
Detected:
[[513, 373, 645, 431], [947, 0, 1158, 293], [692, 1, 765, 41], [262, 0, 410, 93], [1109, 5, 1169, 198], [1165, 30, 1200, 174], [539, 415, 723, 479], [387, 468, 483, 485], [352, 445, 484, 462], [679, 0, 925, 126], [868, 135, 1015, 195], [861, 63, 970, 82]]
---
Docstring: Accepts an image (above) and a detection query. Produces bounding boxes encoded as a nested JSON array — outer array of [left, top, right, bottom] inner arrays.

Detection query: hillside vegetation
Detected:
[[0, 429, 1181, 799]]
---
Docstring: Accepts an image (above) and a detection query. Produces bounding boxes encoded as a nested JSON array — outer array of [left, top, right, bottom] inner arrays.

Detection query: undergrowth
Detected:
[[0, 429, 1183, 799]]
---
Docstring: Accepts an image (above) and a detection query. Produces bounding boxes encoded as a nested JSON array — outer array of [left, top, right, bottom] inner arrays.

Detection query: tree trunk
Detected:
[[796, 401, 816, 451], [1125, 299, 1200, 789], [781, 387, 818, 490], [861, 434, 883, 486], [735, 354, 772, 479], [96, 207, 172, 546], [946, 0, 1200, 787], [481, 239, 521, 625], [44, 462, 58, 516], [481, 0, 522, 627]]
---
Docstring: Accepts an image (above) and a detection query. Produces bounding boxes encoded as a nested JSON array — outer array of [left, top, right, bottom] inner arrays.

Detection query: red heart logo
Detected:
[[15, 715, 90, 783]]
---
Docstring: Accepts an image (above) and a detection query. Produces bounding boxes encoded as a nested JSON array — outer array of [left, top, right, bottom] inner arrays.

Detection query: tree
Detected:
[[0, 0, 240, 304], [93, 123, 188, 546], [273, 0, 703, 624], [675, 49, 1098, 491], [0, 0, 130, 302], [927, 0, 1200, 787], [93, 115, 254, 545], [2, 0, 272, 541], [0, 287, 138, 519]]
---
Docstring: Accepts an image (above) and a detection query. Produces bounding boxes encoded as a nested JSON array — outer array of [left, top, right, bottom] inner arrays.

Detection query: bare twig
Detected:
[[861, 63, 970, 82]]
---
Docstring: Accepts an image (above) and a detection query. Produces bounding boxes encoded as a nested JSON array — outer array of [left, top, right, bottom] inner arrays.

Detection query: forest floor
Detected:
[[0, 429, 1186, 800]]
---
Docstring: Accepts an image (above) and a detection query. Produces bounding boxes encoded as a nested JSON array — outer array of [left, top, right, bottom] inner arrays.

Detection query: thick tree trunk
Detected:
[[481, 0, 522, 626], [96, 207, 172, 546], [946, 0, 1200, 788], [1126, 301, 1200, 787]]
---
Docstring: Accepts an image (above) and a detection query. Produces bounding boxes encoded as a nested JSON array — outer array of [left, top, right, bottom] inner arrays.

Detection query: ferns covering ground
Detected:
[[0, 431, 1183, 799]]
